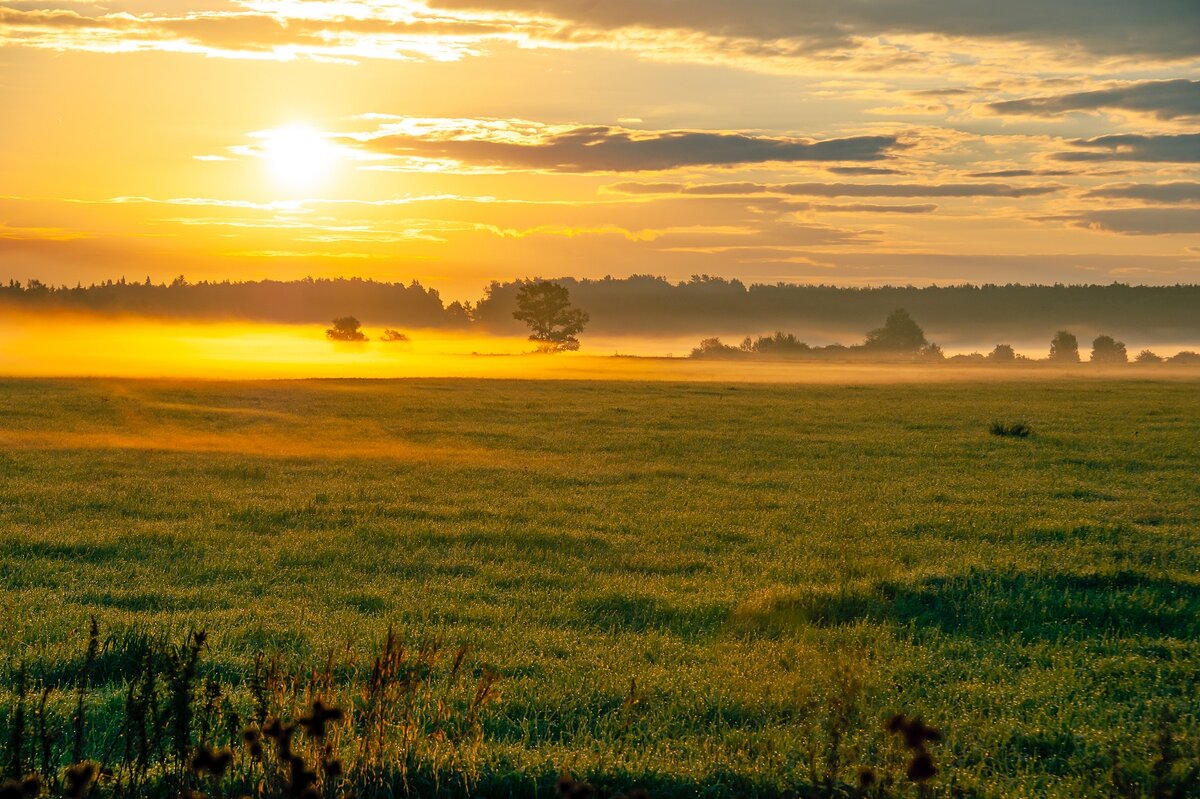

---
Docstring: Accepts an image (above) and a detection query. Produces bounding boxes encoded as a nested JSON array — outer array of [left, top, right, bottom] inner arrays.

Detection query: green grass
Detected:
[[0, 377, 1197, 797]]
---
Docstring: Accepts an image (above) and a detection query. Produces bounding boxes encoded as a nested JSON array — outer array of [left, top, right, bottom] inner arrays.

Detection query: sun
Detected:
[[258, 124, 339, 190]]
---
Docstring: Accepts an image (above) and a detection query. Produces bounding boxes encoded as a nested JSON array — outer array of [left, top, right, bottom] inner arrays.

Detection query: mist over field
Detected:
[[3, 310, 1198, 380]]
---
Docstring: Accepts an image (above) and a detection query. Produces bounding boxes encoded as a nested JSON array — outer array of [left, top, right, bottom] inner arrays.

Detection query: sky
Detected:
[[2, 0, 1199, 300]]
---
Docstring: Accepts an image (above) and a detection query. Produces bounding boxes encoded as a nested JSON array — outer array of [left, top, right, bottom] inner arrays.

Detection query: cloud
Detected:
[[1083, 182, 1200, 203], [607, 181, 1060, 197], [988, 80, 1200, 120], [428, 0, 1200, 59], [805, 203, 938, 213], [3, 0, 1196, 68], [968, 169, 1074, 178], [1043, 207, 1200, 235], [1053, 133, 1200, 163], [0, 3, 524, 61], [350, 120, 902, 172], [829, 166, 905, 175]]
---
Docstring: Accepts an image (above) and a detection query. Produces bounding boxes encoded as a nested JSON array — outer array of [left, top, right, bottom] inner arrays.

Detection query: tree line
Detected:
[[691, 310, 1200, 364], [2, 275, 1199, 343]]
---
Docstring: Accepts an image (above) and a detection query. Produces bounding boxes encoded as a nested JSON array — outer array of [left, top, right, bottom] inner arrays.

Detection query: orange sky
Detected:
[[2, 1, 1198, 299]]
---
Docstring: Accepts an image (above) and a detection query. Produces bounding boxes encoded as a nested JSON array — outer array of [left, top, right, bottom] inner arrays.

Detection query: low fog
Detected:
[[0, 311, 1195, 382]]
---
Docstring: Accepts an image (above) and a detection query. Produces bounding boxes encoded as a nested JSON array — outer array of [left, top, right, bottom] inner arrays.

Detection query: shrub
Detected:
[[379, 329, 410, 343], [990, 421, 1032, 438], [1135, 350, 1163, 363]]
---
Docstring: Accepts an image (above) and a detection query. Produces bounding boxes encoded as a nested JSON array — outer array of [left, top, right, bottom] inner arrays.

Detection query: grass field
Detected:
[[0, 376, 1197, 797]]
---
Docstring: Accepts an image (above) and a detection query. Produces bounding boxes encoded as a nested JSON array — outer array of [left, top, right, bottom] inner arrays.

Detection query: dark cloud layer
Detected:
[[1053, 133, 1200, 163], [968, 169, 1075, 178], [989, 80, 1200, 120], [610, 181, 1059, 197], [1051, 207, 1200, 235], [431, 0, 1200, 58], [360, 127, 902, 172], [1084, 182, 1200, 203], [829, 166, 905, 175]]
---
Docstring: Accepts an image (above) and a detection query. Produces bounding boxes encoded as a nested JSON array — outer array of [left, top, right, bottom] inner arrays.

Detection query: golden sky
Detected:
[[2, 0, 1199, 298]]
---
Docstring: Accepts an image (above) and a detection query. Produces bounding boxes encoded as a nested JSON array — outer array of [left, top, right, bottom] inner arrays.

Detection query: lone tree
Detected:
[[326, 316, 367, 342], [513, 280, 589, 352], [862, 309, 929, 351], [1091, 334, 1128, 363], [1048, 330, 1080, 362]]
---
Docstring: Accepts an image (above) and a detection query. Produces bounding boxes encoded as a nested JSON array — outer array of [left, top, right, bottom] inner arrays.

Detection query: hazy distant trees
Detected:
[[513, 280, 589, 352], [380, 329, 410, 342], [740, 332, 810, 356], [1135, 349, 1163, 363], [445, 300, 474, 325], [326, 316, 367, 342], [691, 337, 743, 358], [1090, 335, 1128, 363], [691, 309, 944, 360], [1048, 331, 1080, 362]]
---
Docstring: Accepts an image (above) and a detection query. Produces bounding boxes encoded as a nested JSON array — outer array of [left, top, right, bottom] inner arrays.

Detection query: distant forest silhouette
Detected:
[[3, 275, 1200, 343]]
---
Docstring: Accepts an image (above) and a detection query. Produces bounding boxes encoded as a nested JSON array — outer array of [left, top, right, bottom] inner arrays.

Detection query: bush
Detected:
[[379, 329, 410, 342], [1135, 350, 1163, 363], [990, 421, 1032, 438]]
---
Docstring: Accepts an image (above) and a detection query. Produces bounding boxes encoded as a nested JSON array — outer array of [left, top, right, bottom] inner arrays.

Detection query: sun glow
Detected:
[[258, 125, 340, 190]]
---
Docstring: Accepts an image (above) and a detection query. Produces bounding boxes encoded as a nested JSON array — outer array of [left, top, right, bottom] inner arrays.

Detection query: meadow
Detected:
[[0, 376, 1197, 797]]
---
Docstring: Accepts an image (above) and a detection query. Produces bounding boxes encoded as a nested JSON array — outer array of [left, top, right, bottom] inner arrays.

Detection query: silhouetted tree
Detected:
[[862, 309, 929, 351], [513, 280, 589, 352], [988, 344, 1016, 362], [326, 316, 367, 342], [1048, 330, 1080, 362], [379, 329, 409, 342], [1090, 335, 1128, 363], [1135, 349, 1163, 363]]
